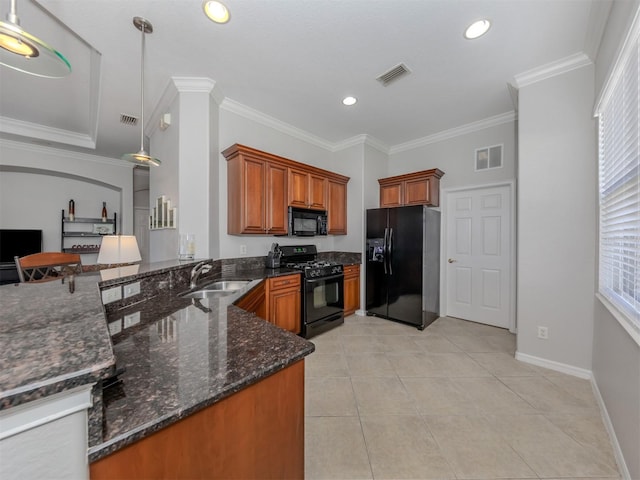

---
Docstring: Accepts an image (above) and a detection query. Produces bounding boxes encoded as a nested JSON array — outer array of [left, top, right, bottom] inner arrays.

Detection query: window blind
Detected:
[[598, 32, 640, 329]]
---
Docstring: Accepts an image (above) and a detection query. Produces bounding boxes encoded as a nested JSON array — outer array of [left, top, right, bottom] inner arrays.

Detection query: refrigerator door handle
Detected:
[[388, 227, 393, 275], [383, 227, 388, 274]]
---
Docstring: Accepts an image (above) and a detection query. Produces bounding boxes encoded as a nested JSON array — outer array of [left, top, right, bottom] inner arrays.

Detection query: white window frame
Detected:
[[595, 8, 640, 346]]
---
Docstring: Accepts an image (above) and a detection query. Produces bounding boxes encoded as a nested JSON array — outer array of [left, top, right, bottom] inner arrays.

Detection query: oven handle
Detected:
[[305, 272, 345, 285]]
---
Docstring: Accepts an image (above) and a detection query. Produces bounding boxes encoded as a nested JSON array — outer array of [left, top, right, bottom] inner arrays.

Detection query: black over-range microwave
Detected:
[[288, 207, 328, 236]]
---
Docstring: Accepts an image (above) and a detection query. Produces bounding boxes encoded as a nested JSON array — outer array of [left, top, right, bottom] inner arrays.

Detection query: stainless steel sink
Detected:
[[180, 280, 251, 299], [203, 280, 251, 291]]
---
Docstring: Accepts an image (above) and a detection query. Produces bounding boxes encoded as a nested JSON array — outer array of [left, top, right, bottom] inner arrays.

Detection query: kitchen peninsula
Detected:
[[0, 259, 314, 479]]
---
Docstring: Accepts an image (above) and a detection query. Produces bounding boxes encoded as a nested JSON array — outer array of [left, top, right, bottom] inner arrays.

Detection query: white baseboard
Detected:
[[515, 351, 630, 478], [590, 377, 632, 480], [514, 351, 592, 379]]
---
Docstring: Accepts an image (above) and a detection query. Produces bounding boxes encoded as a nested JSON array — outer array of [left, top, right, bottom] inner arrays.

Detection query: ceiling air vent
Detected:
[[376, 63, 411, 86], [120, 113, 138, 126]]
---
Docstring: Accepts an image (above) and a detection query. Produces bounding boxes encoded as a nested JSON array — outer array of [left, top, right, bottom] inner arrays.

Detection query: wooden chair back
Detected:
[[14, 252, 83, 283]]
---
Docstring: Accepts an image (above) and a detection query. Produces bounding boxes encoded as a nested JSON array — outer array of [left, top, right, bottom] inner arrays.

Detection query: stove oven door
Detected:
[[304, 273, 344, 325]]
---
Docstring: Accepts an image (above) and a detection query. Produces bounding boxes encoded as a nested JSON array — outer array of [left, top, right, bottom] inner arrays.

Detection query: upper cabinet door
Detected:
[[379, 181, 403, 208], [288, 168, 309, 208], [265, 162, 288, 235], [404, 177, 430, 205], [327, 179, 347, 235], [309, 174, 328, 210], [239, 156, 267, 234]]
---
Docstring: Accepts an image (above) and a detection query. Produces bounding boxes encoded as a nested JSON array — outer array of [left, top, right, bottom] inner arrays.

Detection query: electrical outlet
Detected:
[[123, 312, 141, 329], [537, 326, 549, 339], [123, 281, 141, 298], [240, 245, 247, 255], [101, 286, 122, 304]]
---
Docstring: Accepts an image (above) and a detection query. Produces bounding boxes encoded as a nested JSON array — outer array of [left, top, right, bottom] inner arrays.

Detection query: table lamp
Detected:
[[97, 235, 142, 280]]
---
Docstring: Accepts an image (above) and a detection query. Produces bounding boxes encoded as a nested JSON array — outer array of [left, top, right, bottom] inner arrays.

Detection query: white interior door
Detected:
[[445, 184, 512, 329]]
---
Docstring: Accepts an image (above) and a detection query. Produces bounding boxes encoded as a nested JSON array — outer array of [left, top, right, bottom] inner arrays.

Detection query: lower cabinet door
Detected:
[[268, 287, 301, 334], [343, 265, 360, 316]]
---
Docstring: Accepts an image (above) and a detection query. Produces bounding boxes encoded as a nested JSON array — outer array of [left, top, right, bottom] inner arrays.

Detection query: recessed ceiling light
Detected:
[[342, 96, 357, 106], [464, 19, 491, 39], [203, 1, 230, 24]]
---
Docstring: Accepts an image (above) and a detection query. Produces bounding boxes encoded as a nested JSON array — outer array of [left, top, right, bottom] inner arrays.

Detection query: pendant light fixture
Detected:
[[122, 16, 160, 167], [0, 0, 71, 77]]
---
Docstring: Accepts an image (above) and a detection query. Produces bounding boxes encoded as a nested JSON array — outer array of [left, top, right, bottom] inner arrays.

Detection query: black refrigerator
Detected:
[[366, 205, 440, 329]]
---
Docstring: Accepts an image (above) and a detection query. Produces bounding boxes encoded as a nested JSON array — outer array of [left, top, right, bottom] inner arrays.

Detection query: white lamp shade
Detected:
[[97, 235, 142, 265]]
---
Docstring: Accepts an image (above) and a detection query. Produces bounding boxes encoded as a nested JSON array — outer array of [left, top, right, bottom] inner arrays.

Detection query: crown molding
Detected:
[[220, 98, 334, 151], [147, 77, 224, 137], [389, 111, 516, 155], [512, 52, 593, 88], [0, 138, 129, 168], [172, 77, 218, 95], [0, 116, 96, 150], [332, 134, 390, 154]]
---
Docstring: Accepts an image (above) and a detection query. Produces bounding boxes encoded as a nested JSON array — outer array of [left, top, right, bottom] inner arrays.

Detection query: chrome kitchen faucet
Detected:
[[190, 261, 213, 289]]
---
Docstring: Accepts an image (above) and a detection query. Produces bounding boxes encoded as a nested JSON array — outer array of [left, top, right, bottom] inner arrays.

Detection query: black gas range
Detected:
[[279, 245, 344, 338]]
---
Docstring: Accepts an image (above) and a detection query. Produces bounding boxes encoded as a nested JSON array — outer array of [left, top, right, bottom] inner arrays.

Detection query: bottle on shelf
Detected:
[[69, 199, 75, 221], [101, 202, 107, 222]]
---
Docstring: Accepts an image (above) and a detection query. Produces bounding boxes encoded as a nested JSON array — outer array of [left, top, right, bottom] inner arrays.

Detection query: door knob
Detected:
[[448, 258, 456, 263]]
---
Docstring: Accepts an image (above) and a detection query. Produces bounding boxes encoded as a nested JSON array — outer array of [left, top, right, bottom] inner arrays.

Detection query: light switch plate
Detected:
[[123, 281, 141, 298], [101, 286, 122, 304], [123, 311, 141, 329]]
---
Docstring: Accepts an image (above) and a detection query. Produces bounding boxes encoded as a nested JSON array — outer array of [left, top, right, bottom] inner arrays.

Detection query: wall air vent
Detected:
[[475, 144, 503, 171], [376, 63, 411, 86], [120, 114, 138, 126]]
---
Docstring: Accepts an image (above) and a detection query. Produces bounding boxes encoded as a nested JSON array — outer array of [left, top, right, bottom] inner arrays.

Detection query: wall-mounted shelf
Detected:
[[61, 210, 117, 255]]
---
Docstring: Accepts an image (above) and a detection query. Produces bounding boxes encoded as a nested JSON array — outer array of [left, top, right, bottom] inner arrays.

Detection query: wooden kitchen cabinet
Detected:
[[378, 169, 445, 208], [343, 264, 360, 316], [235, 274, 301, 334], [224, 145, 288, 235], [224, 144, 349, 236], [266, 274, 301, 334], [90, 361, 305, 480], [327, 178, 348, 235], [289, 168, 327, 210], [234, 280, 266, 319]]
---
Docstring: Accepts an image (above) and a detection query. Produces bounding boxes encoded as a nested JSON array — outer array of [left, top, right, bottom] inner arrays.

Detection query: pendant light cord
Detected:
[[7, 0, 19, 24], [139, 23, 145, 153]]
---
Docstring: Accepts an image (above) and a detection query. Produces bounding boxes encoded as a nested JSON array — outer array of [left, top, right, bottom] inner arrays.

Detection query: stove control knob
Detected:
[[332, 266, 342, 275]]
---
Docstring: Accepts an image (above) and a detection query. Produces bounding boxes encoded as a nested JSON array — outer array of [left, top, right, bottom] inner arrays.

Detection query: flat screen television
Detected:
[[0, 229, 43, 263]]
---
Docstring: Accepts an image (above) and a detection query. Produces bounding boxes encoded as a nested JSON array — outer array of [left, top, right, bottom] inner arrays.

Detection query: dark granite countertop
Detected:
[[0, 262, 314, 464], [90, 267, 313, 461], [0, 273, 115, 409]]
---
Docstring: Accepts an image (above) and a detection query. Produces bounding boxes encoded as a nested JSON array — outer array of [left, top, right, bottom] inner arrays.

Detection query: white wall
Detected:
[[0, 140, 133, 257], [331, 143, 366, 253], [592, 1, 640, 478], [149, 79, 218, 262], [388, 121, 517, 190], [149, 89, 180, 262], [516, 64, 597, 372]]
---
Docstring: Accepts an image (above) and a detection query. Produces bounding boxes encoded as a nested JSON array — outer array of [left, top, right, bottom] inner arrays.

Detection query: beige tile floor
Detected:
[[304, 315, 621, 480]]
